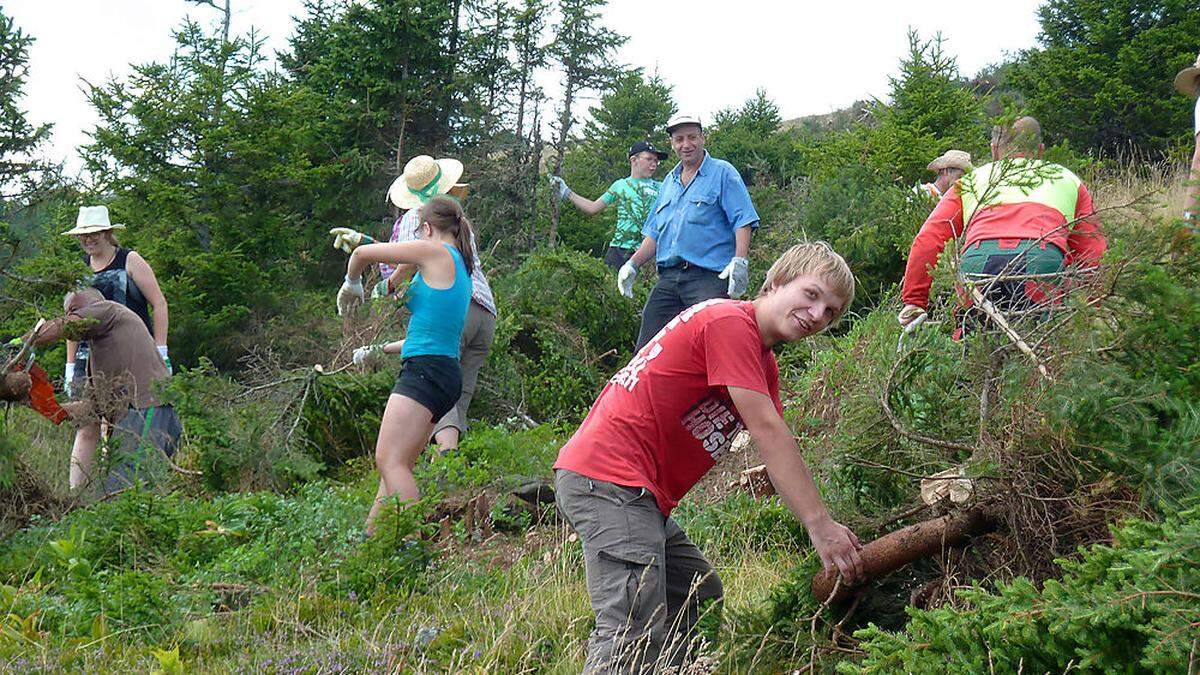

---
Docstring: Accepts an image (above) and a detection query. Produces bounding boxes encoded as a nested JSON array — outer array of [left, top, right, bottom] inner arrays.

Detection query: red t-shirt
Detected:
[[554, 299, 782, 515]]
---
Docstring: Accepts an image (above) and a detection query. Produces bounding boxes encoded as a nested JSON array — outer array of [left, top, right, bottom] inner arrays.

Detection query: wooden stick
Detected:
[[967, 286, 1052, 381], [811, 508, 997, 604]]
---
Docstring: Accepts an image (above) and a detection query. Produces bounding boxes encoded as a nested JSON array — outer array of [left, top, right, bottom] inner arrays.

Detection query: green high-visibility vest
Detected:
[[959, 158, 1081, 224]]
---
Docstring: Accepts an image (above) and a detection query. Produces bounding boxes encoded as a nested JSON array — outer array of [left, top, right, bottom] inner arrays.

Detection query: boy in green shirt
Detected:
[[551, 140, 669, 269]]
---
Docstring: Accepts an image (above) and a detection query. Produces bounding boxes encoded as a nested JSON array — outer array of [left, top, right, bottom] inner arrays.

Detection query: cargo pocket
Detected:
[[594, 543, 664, 635]]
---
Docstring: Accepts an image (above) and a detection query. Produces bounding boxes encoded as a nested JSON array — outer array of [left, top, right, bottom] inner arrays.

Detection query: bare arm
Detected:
[[381, 340, 405, 355], [386, 263, 417, 293], [126, 251, 169, 346], [727, 385, 863, 582], [734, 225, 752, 258], [628, 236, 657, 268], [348, 241, 448, 283], [28, 317, 69, 347], [1187, 135, 1200, 215], [567, 191, 609, 215]]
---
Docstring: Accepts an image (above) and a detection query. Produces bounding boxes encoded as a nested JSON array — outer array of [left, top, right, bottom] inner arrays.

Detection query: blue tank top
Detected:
[[402, 243, 472, 358]]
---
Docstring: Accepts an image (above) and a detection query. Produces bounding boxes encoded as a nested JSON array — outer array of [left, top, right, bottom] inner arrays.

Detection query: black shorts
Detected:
[[603, 246, 635, 270], [392, 355, 462, 422]]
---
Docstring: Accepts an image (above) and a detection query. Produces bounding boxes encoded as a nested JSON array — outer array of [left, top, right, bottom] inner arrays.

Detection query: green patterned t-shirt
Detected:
[[601, 177, 661, 249]]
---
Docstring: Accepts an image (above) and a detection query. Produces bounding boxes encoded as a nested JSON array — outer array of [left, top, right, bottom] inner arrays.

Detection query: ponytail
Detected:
[[421, 195, 476, 275], [455, 212, 476, 274]]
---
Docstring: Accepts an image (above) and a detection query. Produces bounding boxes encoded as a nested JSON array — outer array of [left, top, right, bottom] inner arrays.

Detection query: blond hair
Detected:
[[758, 241, 856, 321]]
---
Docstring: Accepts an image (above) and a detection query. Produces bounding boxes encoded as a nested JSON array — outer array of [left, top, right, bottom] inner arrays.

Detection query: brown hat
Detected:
[[1174, 52, 1200, 96], [927, 150, 973, 173]]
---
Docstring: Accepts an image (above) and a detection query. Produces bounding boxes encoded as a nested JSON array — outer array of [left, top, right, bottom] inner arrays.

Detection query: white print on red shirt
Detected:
[[610, 298, 729, 393], [681, 396, 742, 460], [611, 342, 662, 392]]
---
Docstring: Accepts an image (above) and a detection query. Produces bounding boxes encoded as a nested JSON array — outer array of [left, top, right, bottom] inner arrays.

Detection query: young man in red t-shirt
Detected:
[[554, 242, 864, 672]]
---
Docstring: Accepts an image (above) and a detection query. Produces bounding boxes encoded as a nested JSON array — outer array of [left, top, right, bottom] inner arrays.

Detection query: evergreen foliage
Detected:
[[846, 505, 1200, 673], [0, 8, 51, 200], [1006, 0, 1200, 158]]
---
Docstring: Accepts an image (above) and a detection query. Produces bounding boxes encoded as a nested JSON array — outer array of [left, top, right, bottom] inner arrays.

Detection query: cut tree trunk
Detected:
[[811, 507, 997, 604]]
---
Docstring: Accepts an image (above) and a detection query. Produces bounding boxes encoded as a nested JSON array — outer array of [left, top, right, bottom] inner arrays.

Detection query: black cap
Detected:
[[629, 140, 668, 160]]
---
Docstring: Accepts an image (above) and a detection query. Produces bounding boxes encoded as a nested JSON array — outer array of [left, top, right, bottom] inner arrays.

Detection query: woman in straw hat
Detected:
[[332, 155, 498, 456], [1176, 51, 1200, 226], [61, 205, 171, 491], [336, 195, 476, 536]]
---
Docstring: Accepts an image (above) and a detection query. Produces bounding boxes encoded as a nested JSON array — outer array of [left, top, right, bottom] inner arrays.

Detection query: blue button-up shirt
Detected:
[[642, 151, 760, 272]]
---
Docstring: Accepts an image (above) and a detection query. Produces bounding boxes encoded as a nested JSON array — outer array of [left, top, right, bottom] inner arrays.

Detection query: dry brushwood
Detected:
[[812, 507, 998, 604]]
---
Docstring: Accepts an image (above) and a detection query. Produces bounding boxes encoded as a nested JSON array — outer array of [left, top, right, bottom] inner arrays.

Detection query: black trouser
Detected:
[[635, 263, 728, 350], [604, 246, 635, 271]]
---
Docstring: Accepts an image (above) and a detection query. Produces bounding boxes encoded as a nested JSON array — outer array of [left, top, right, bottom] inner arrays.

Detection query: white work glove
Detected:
[[370, 279, 391, 300], [352, 344, 386, 368], [1185, 211, 1197, 233], [718, 256, 750, 298], [63, 363, 75, 398], [337, 275, 365, 316], [617, 260, 638, 298], [897, 304, 927, 327], [548, 175, 571, 202], [329, 227, 375, 254], [157, 345, 172, 376]]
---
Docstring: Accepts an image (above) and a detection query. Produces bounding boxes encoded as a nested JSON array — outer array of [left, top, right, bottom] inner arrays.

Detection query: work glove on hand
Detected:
[[718, 257, 750, 298], [897, 304, 927, 327], [329, 227, 375, 254], [352, 344, 386, 369], [548, 175, 571, 202], [370, 279, 391, 300], [617, 260, 638, 298], [63, 363, 75, 398], [157, 345, 172, 376], [1185, 211, 1198, 234], [337, 276, 365, 316]]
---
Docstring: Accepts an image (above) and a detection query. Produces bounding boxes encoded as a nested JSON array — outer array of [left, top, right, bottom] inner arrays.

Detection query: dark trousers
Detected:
[[604, 246, 635, 271], [104, 405, 183, 495], [635, 264, 728, 350]]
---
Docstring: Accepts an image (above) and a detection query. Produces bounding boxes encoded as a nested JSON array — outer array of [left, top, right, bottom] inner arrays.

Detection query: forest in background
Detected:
[[0, 0, 1198, 671]]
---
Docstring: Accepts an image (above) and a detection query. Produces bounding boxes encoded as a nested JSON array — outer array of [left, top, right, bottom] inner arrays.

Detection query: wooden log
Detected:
[[0, 371, 31, 402], [811, 508, 996, 603]]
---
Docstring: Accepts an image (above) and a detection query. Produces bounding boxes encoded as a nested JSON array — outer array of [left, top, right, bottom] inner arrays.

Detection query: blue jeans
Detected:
[[635, 263, 728, 350]]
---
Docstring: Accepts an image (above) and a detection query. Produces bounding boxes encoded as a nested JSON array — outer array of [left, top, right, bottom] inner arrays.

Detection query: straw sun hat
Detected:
[[926, 150, 973, 173], [1174, 51, 1200, 96], [387, 155, 465, 209], [61, 205, 126, 236]]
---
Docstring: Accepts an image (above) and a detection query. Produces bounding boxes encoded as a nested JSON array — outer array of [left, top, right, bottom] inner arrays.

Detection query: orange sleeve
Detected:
[[1064, 183, 1106, 268], [901, 186, 966, 308]]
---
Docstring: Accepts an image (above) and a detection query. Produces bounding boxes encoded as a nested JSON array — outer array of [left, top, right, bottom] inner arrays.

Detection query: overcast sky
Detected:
[[7, 0, 1044, 172]]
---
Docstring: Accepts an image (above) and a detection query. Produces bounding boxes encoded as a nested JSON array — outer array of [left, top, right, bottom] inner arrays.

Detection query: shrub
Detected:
[[482, 249, 641, 423], [845, 505, 1200, 673]]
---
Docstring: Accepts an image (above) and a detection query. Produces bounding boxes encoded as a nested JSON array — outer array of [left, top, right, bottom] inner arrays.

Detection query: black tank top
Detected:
[[88, 247, 154, 335]]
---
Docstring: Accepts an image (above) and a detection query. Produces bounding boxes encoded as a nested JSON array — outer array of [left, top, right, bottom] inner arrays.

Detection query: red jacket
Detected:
[[901, 165, 1106, 309]]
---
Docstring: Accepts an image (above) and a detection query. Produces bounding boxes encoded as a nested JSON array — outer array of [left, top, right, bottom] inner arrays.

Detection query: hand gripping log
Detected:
[[811, 507, 997, 604]]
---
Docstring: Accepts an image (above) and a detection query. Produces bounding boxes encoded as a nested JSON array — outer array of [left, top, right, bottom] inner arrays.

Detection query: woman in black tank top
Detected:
[[63, 210, 171, 491]]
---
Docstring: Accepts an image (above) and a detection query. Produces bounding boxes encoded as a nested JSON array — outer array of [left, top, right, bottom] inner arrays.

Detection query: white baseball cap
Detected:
[[666, 114, 703, 134]]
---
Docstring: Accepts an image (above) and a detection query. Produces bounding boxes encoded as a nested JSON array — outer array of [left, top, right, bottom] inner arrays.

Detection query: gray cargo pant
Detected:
[[432, 300, 496, 437], [554, 469, 723, 674]]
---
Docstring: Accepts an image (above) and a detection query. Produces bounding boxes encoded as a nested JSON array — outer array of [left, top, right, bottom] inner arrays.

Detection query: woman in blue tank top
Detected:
[[337, 196, 474, 536]]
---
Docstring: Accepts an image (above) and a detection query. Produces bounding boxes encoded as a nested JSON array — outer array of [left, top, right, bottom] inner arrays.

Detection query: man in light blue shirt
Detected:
[[617, 114, 760, 349]]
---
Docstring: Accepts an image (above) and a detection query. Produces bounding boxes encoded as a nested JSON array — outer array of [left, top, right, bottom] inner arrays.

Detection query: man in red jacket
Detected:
[[898, 117, 1107, 328], [554, 242, 863, 673]]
